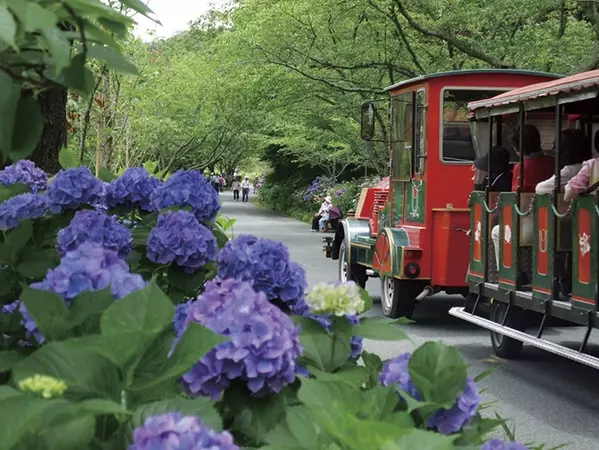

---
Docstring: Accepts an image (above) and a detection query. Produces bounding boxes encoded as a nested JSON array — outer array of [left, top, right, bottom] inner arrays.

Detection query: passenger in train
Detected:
[[491, 125, 553, 273], [473, 145, 513, 192], [564, 130, 599, 201], [535, 129, 590, 195]]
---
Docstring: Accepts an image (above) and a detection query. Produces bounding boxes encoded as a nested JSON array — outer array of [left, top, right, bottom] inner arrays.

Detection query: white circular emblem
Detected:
[[579, 232, 591, 256]]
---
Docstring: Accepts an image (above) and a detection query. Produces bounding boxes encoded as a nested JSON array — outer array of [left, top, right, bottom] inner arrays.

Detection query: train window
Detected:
[[441, 89, 505, 164], [390, 93, 413, 181]]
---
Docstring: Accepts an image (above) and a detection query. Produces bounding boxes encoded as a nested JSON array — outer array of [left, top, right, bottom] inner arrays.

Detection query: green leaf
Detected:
[[19, 285, 70, 341], [101, 280, 174, 336], [308, 365, 369, 388], [359, 287, 373, 312], [24, 3, 58, 31], [0, 396, 68, 450], [0, 182, 30, 203], [408, 342, 468, 407], [41, 27, 71, 74], [119, 0, 155, 18], [77, 399, 130, 416], [296, 317, 351, 372], [98, 167, 116, 182], [87, 44, 138, 75], [3, 220, 33, 263], [33, 414, 95, 450], [0, 6, 17, 48], [68, 287, 114, 333], [265, 406, 320, 449], [0, 350, 24, 372], [0, 71, 20, 158], [61, 54, 95, 97], [297, 378, 361, 414], [58, 147, 81, 169], [167, 265, 207, 295], [384, 429, 457, 450], [353, 317, 409, 341], [0, 385, 21, 400], [360, 385, 402, 420], [223, 387, 286, 445], [134, 322, 225, 390], [16, 247, 58, 279], [9, 97, 44, 161], [12, 342, 121, 400]]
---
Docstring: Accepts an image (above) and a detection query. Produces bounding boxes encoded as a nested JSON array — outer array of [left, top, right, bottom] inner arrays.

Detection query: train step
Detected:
[[449, 306, 599, 370]]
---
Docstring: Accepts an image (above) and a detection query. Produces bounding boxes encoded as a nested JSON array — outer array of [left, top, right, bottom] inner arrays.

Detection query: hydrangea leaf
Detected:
[[0, 71, 20, 159], [68, 333, 152, 371], [101, 280, 174, 337], [27, 414, 95, 450], [9, 97, 44, 161], [23, 3, 58, 31], [408, 342, 468, 407], [307, 366, 369, 389], [61, 54, 95, 97], [296, 317, 351, 372], [222, 384, 286, 445], [352, 317, 409, 341], [166, 265, 208, 295], [0, 385, 21, 401], [135, 322, 225, 391], [16, 247, 59, 279], [297, 378, 362, 415], [0, 396, 68, 450], [0, 182, 30, 203], [68, 287, 115, 334], [58, 148, 81, 169], [382, 429, 457, 450], [0, 350, 24, 372], [264, 406, 321, 450], [0, 6, 17, 49], [12, 342, 122, 400], [19, 285, 71, 341]]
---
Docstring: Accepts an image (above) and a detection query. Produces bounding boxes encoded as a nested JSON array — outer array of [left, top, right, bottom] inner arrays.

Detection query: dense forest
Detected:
[[61, 0, 599, 193]]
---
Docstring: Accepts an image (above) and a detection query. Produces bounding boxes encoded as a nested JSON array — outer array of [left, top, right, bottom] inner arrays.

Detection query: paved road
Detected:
[[222, 195, 599, 449]]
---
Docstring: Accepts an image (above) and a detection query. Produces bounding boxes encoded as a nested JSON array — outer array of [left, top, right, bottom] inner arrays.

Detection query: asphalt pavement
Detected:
[[221, 193, 599, 449]]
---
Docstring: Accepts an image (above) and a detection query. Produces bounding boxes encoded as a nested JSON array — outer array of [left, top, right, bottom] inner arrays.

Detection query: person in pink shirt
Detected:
[[564, 131, 599, 201]]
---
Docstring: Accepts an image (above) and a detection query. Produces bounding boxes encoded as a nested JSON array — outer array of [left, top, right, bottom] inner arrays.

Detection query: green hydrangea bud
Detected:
[[306, 282, 365, 316], [18, 374, 67, 398]]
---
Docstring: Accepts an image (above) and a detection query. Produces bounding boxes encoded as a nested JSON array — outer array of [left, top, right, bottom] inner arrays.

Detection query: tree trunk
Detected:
[[31, 86, 67, 174]]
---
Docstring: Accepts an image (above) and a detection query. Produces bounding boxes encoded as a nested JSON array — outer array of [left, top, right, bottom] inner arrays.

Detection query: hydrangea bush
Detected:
[[0, 6, 544, 446]]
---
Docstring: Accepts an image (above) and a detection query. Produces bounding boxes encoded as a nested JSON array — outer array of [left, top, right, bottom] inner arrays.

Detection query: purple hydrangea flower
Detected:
[[0, 300, 20, 315], [180, 279, 303, 400], [130, 412, 238, 450], [379, 352, 480, 435], [0, 193, 48, 230], [482, 440, 529, 450], [150, 170, 220, 222], [57, 210, 132, 258], [0, 160, 48, 193], [106, 168, 161, 212], [19, 242, 146, 344], [46, 167, 105, 213], [173, 300, 193, 335], [216, 235, 307, 308], [147, 210, 218, 273]]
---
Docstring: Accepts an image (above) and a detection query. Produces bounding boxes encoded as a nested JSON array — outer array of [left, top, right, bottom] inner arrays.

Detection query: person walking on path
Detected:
[[232, 178, 241, 201], [241, 177, 251, 202]]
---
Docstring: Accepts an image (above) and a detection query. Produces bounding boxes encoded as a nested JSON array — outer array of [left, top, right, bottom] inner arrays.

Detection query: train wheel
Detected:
[[381, 276, 420, 319], [338, 240, 367, 288], [489, 301, 524, 359]]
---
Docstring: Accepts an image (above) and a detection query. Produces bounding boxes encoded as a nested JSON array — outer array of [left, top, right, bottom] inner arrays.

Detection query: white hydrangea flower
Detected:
[[305, 281, 365, 316]]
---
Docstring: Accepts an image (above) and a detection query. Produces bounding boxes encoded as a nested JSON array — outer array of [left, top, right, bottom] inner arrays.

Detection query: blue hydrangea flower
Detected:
[[150, 170, 220, 222], [0, 193, 48, 230], [106, 168, 161, 212], [57, 210, 132, 258], [216, 235, 307, 308], [0, 160, 48, 193], [173, 300, 193, 336], [147, 211, 218, 273], [482, 440, 529, 450], [46, 167, 105, 213], [130, 412, 238, 450], [379, 352, 480, 435], [0, 300, 20, 315], [19, 242, 146, 344], [180, 279, 303, 400]]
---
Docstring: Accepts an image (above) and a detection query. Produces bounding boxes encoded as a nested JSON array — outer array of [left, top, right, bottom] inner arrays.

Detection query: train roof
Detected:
[[468, 69, 599, 111], [383, 69, 559, 93]]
